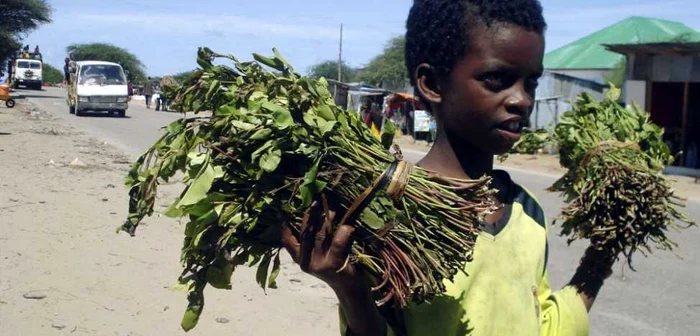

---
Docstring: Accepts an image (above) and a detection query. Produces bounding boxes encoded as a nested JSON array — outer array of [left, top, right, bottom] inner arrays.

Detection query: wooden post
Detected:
[[681, 81, 690, 166]]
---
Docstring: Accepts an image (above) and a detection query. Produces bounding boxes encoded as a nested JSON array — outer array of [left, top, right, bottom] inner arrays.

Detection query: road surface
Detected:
[[19, 87, 700, 336]]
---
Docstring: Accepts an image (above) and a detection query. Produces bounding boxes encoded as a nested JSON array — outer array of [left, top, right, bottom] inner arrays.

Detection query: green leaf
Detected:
[[300, 157, 327, 208], [252, 140, 275, 161], [206, 263, 234, 289], [262, 102, 293, 129], [163, 202, 184, 218], [250, 128, 273, 140], [260, 149, 282, 172], [179, 162, 215, 206], [181, 307, 201, 332], [268, 251, 282, 289], [206, 80, 221, 100], [360, 208, 384, 230], [166, 119, 186, 134], [255, 252, 273, 291], [320, 120, 337, 136], [253, 53, 284, 71], [273, 48, 293, 72], [315, 104, 336, 121]]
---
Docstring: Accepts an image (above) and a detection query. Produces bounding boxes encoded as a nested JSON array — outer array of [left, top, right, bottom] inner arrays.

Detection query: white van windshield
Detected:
[[79, 64, 126, 85], [17, 61, 41, 70]]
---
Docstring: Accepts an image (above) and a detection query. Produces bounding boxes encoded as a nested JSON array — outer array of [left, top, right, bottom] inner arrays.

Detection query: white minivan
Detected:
[[67, 61, 129, 117]]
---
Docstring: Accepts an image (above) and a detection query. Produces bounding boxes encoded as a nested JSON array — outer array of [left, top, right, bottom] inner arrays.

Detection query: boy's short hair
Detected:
[[405, 0, 547, 89]]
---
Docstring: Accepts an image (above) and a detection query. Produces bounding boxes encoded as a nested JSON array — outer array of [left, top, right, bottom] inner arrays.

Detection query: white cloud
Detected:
[[74, 12, 362, 41]]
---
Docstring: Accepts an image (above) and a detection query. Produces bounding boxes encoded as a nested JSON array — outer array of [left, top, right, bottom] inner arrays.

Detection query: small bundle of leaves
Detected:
[[498, 128, 552, 162], [120, 47, 496, 331], [549, 87, 695, 268]]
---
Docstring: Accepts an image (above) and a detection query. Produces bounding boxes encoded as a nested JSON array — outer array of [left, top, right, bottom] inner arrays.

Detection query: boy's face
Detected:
[[438, 24, 544, 155]]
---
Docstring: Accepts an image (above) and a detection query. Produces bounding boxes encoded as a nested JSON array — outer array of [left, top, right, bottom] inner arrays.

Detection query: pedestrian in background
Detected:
[[144, 77, 154, 109], [63, 57, 71, 86], [428, 115, 437, 144]]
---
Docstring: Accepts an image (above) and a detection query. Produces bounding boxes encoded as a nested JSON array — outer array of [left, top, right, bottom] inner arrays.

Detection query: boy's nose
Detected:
[[505, 85, 534, 116]]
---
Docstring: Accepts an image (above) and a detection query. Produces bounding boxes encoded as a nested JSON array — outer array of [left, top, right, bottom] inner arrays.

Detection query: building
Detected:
[[606, 42, 700, 170], [531, 16, 700, 129]]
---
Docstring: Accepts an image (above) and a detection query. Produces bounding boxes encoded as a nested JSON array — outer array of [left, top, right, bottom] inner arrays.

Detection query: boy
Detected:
[[282, 1, 615, 335]]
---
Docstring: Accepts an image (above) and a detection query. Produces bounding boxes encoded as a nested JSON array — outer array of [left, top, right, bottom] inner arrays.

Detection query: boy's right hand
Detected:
[[281, 197, 388, 336], [280, 197, 362, 292]]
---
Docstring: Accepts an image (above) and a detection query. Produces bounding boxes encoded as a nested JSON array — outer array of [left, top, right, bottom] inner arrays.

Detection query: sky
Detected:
[[24, 0, 700, 77]]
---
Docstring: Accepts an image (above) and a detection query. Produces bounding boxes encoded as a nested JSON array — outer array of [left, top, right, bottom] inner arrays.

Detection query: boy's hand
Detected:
[[280, 197, 361, 291], [281, 197, 388, 336], [570, 245, 616, 311]]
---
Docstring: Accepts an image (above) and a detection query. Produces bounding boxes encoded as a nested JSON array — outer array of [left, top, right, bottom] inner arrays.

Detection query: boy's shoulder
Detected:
[[493, 169, 546, 229]]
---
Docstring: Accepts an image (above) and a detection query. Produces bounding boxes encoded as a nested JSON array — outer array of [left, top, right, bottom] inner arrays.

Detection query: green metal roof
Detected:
[[544, 16, 700, 70]]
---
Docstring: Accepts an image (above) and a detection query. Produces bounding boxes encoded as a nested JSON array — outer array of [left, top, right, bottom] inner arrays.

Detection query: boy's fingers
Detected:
[[280, 223, 301, 263], [327, 224, 355, 260], [299, 202, 322, 272], [313, 199, 336, 260]]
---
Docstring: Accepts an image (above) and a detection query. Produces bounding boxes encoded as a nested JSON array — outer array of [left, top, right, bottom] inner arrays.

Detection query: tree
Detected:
[[42, 63, 63, 84], [0, 0, 52, 64], [66, 43, 147, 83], [308, 60, 357, 82], [356, 36, 407, 90], [604, 60, 626, 88], [172, 70, 195, 84]]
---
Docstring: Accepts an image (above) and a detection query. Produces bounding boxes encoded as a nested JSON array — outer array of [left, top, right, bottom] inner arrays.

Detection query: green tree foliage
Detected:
[[356, 36, 407, 89], [42, 63, 63, 84], [172, 70, 195, 84], [0, 0, 52, 64], [66, 43, 147, 83], [307, 60, 357, 82], [604, 60, 626, 88]]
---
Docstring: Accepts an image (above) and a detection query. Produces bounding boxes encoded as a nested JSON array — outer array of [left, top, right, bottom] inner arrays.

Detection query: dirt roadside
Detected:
[[0, 100, 339, 336], [394, 135, 700, 201]]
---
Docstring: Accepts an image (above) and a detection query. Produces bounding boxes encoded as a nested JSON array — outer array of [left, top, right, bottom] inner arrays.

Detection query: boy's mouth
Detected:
[[496, 119, 524, 133], [494, 119, 524, 142]]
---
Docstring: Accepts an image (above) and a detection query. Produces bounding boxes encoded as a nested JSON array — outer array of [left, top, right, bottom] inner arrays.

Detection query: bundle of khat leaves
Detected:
[[119, 47, 496, 331], [549, 87, 695, 269], [498, 128, 552, 162]]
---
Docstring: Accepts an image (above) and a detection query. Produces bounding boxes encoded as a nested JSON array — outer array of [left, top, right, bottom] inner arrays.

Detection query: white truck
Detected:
[[67, 61, 129, 117], [10, 52, 43, 90]]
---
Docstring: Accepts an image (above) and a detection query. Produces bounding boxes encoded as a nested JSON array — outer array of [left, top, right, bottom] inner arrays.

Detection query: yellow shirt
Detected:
[[341, 171, 589, 336]]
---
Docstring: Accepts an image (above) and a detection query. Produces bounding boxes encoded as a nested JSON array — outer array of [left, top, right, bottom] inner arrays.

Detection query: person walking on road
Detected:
[[144, 77, 154, 109], [63, 57, 71, 87]]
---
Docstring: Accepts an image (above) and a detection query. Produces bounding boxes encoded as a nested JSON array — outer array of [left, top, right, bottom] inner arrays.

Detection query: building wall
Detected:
[[531, 71, 608, 129], [547, 69, 612, 83], [628, 54, 700, 82]]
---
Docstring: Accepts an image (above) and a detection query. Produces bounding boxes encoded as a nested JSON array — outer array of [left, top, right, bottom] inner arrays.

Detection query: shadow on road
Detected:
[[76, 111, 132, 119]]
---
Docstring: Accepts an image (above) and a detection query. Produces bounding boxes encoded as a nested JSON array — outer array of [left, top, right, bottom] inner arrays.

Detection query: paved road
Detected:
[[20, 87, 700, 335]]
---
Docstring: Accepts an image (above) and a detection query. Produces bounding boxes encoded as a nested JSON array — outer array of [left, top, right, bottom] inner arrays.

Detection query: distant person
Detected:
[[128, 80, 133, 97], [144, 77, 154, 109], [428, 116, 437, 143], [63, 57, 71, 86]]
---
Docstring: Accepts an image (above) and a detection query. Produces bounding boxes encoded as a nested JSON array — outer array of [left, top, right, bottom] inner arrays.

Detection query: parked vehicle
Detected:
[[9, 51, 43, 90], [66, 61, 129, 117]]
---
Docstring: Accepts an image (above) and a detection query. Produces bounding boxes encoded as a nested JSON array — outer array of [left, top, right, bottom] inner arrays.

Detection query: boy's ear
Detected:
[[415, 64, 442, 105]]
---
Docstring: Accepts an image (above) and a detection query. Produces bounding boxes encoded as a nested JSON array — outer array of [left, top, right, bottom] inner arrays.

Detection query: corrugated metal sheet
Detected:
[[531, 71, 607, 129], [544, 16, 700, 70]]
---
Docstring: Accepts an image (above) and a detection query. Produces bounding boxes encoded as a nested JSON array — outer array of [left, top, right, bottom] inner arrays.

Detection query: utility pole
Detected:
[[338, 24, 343, 82], [335, 24, 343, 99]]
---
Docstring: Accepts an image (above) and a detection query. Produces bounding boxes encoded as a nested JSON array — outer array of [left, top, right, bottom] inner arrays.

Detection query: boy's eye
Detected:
[[481, 73, 508, 91], [526, 78, 540, 91]]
